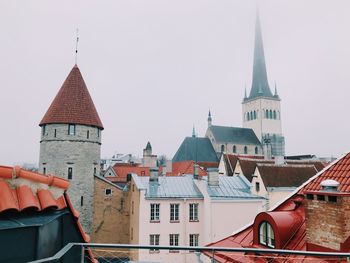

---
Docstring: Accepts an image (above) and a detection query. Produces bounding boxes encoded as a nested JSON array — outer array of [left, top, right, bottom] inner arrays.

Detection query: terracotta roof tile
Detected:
[[206, 152, 350, 262], [169, 161, 209, 176], [40, 65, 103, 129]]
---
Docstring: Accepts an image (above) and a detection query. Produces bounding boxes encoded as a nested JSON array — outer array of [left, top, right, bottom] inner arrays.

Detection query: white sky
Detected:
[[1, 0, 350, 166]]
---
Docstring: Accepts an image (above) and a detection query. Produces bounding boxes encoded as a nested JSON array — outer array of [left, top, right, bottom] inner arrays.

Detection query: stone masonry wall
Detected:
[[39, 124, 102, 233], [305, 195, 350, 250], [91, 178, 130, 243]]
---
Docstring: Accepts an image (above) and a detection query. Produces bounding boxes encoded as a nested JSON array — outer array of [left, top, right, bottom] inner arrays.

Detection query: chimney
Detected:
[[305, 179, 350, 251], [193, 163, 199, 179], [207, 168, 219, 186], [149, 167, 159, 182]]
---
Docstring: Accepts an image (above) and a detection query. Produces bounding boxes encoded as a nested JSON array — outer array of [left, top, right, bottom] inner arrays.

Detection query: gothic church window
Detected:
[[247, 113, 250, 121], [253, 111, 257, 119], [273, 110, 276, 120], [269, 110, 273, 119]]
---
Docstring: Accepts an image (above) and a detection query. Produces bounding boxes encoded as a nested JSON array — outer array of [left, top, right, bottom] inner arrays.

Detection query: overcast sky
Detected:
[[1, 0, 350, 166]]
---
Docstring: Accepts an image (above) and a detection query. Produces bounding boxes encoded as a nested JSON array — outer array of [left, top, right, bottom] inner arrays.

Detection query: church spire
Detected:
[[248, 12, 274, 100], [207, 110, 212, 127]]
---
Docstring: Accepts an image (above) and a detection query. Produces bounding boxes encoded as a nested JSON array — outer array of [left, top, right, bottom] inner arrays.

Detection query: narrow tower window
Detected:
[[221, 145, 225, 153], [68, 124, 76, 135], [68, 167, 73, 179], [54, 129, 57, 138], [269, 110, 273, 119], [247, 113, 250, 121], [81, 196, 84, 206], [43, 167, 46, 175], [94, 167, 97, 176], [273, 110, 276, 120], [87, 130, 89, 139], [255, 146, 258, 155], [97, 128, 100, 138], [233, 145, 237, 153], [253, 111, 257, 120], [42, 125, 46, 136], [244, 146, 248, 154]]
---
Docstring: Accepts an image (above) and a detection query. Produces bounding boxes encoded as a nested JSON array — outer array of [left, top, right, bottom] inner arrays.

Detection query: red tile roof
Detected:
[[206, 153, 350, 262], [0, 165, 90, 243], [40, 65, 104, 129], [106, 164, 151, 183], [168, 161, 209, 176]]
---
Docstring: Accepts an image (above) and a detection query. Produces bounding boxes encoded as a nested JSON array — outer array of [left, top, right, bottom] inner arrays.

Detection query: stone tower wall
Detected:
[[39, 123, 102, 233]]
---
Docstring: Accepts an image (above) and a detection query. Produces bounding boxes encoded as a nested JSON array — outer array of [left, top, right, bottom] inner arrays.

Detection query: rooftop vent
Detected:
[[320, 179, 339, 192]]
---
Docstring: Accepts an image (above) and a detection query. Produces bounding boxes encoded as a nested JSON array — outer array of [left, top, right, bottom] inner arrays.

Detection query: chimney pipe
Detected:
[[149, 167, 159, 182], [207, 168, 219, 186], [194, 163, 199, 179]]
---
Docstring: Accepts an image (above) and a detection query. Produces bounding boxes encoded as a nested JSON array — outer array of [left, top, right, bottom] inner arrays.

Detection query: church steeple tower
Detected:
[[242, 12, 285, 157], [248, 13, 274, 100]]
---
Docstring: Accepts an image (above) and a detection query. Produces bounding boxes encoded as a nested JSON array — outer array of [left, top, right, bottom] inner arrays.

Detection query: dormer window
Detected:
[[259, 221, 275, 248], [68, 124, 76, 135]]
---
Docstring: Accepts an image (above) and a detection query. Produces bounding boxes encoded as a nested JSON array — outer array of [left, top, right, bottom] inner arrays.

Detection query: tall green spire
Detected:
[[248, 13, 274, 100]]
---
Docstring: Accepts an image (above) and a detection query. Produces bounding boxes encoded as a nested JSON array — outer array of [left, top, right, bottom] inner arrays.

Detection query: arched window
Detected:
[[269, 110, 273, 119], [221, 145, 225, 153], [253, 111, 257, 120], [244, 146, 248, 154], [259, 221, 275, 248], [247, 112, 250, 121], [250, 111, 253, 120], [273, 110, 276, 120], [255, 146, 258, 155], [265, 110, 269, 119], [277, 111, 280, 120], [233, 145, 237, 153]]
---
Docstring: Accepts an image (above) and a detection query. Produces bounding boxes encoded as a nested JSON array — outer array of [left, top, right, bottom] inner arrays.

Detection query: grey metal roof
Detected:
[[172, 137, 219, 163], [209, 125, 261, 145], [206, 175, 264, 199], [133, 174, 203, 199]]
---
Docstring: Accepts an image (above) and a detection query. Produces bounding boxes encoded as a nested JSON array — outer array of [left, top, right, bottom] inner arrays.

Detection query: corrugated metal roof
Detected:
[[133, 174, 203, 199], [206, 175, 263, 199]]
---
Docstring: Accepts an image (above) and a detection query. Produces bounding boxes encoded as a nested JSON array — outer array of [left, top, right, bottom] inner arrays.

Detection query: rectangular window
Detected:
[[256, 182, 260, 192], [170, 204, 179, 222], [81, 196, 84, 206], [42, 125, 46, 136], [97, 128, 100, 137], [105, 189, 112, 196], [189, 203, 199, 221], [43, 167, 46, 175], [68, 124, 76, 135], [87, 130, 90, 139], [150, 203, 160, 222], [68, 167, 73, 179], [306, 194, 314, 200], [317, 195, 325, 201], [169, 234, 179, 252], [54, 129, 57, 138], [150, 234, 160, 252], [328, 196, 337, 203], [93, 167, 97, 176], [189, 234, 199, 247]]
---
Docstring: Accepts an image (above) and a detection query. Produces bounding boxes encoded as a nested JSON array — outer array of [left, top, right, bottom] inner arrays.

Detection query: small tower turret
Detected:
[[207, 110, 212, 127]]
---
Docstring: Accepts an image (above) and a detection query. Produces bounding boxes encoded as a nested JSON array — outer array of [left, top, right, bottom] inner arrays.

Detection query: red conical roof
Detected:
[[40, 65, 104, 129]]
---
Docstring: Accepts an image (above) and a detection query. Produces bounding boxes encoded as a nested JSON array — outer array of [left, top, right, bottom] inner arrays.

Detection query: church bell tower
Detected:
[[242, 13, 285, 156]]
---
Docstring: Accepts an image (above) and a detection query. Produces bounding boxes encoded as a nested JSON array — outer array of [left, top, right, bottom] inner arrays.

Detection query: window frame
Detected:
[[68, 124, 76, 135], [68, 167, 73, 179], [189, 203, 199, 222], [150, 203, 160, 222], [105, 188, 112, 197], [169, 234, 179, 252], [149, 234, 160, 252], [259, 221, 275, 248], [189, 234, 199, 247], [170, 203, 180, 222]]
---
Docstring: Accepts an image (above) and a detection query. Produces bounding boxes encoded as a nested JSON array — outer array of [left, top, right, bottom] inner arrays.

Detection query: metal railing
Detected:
[[29, 243, 350, 263]]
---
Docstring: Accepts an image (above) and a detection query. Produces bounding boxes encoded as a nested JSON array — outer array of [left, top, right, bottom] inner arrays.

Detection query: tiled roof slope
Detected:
[[0, 165, 90, 242], [206, 152, 350, 262], [208, 125, 261, 145], [40, 65, 104, 129], [172, 137, 219, 163], [169, 161, 209, 176], [257, 164, 318, 188]]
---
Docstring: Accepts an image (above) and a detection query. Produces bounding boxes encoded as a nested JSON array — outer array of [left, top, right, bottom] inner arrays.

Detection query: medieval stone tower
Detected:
[[39, 64, 103, 233], [242, 14, 285, 156]]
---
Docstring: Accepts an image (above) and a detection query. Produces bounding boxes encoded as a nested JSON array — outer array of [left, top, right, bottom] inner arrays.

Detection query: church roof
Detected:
[[246, 14, 277, 101], [39, 65, 104, 129], [208, 125, 261, 145], [172, 137, 219, 163]]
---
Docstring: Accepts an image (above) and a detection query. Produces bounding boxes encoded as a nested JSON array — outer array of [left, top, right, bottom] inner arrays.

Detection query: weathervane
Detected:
[[75, 28, 79, 65]]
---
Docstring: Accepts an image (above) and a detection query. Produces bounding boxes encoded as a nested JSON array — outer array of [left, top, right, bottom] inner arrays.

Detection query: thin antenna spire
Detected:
[[75, 28, 79, 65]]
